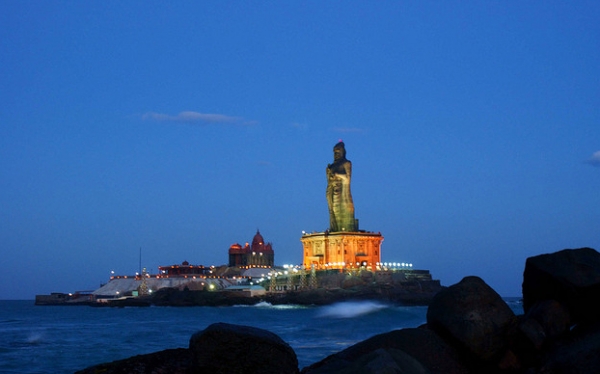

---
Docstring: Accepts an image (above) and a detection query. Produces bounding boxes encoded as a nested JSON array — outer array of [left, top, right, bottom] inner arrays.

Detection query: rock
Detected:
[[426, 276, 515, 362], [518, 316, 547, 351], [522, 247, 600, 325], [538, 322, 600, 373], [341, 274, 366, 289], [526, 299, 571, 340], [300, 327, 468, 374], [189, 322, 299, 374], [74, 348, 192, 374]]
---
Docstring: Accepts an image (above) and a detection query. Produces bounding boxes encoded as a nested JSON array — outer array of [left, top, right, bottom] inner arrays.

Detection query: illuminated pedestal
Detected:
[[301, 231, 383, 270]]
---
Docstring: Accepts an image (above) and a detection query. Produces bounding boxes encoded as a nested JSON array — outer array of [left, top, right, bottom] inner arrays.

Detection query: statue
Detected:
[[326, 141, 357, 232]]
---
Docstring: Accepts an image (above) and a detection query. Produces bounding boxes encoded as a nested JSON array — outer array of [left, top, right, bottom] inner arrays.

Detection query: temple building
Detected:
[[301, 141, 383, 270], [158, 261, 211, 277], [301, 230, 383, 270], [228, 230, 274, 268]]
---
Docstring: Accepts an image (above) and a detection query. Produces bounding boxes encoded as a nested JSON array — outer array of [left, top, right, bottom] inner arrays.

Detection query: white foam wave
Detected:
[[316, 301, 389, 318], [233, 301, 306, 310], [26, 332, 44, 345]]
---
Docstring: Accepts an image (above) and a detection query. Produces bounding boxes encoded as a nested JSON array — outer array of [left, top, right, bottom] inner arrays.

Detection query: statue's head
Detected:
[[333, 141, 346, 160]]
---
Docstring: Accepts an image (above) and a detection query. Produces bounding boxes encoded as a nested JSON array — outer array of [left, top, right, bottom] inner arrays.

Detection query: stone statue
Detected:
[[326, 141, 357, 232]]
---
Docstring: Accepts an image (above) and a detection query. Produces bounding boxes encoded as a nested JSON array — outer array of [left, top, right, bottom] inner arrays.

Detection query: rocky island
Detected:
[[76, 247, 600, 373]]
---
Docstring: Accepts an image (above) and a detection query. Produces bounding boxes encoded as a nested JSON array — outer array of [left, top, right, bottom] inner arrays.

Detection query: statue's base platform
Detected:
[[301, 230, 383, 270]]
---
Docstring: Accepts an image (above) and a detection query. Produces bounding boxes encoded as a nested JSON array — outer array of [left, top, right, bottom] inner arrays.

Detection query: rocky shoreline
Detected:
[[143, 279, 442, 307], [76, 247, 600, 373]]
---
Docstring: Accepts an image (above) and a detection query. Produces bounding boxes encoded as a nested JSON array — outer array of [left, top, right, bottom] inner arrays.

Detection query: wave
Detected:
[[316, 301, 390, 318], [25, 333, 44, 345], [233, 301, 307, 310]]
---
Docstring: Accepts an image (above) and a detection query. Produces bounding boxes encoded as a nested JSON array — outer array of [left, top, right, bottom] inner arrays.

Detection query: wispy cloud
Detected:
[[586, 150, 600, 167], [290, 122, 308, 130], [332, 127, 365, 133], [257, 160, 273, 167], [141, 111, 255, 125]]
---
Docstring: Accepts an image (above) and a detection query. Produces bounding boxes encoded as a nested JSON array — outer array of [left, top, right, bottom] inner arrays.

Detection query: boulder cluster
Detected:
[[76, 247, 600, 374]]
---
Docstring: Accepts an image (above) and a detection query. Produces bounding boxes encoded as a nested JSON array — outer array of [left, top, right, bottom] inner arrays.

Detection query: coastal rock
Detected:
[[525, 299, 571, 340], [189, 322, 299, 374], [300, 327, 468, 374], [426, 276, 515, 362], [538, 322, 600, 373], [522, 247, 600, 324], [518, 315, 547, 352], [74, 348, 192, 374]]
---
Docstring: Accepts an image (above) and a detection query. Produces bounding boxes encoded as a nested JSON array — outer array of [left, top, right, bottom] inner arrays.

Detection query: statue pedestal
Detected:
[[301, 231, 383, 270]]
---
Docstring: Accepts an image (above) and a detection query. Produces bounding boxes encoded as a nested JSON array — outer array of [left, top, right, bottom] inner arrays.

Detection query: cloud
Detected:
[[290, 122, 308, 130], [141, 111, 253, 125], [586, 151, 600, 167]]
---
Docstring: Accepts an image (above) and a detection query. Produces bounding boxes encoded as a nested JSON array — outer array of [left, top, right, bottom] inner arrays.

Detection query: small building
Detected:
[[158, 261, 211, 277], [228, 230, 274, 268]]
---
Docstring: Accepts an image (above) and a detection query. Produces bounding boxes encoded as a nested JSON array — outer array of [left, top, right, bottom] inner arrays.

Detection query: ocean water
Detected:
[[0, 299, 523, 373]]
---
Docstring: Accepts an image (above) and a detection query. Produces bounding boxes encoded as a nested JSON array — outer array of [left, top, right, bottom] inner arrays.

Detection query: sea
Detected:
[[0, 299, 523, 373]]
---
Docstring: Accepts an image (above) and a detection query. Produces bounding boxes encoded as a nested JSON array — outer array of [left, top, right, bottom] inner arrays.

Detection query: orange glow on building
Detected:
[[301, 231, 383, 270]]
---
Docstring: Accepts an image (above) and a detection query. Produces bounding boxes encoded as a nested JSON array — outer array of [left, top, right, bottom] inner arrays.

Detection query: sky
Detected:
[[1, 2, 598, 300]]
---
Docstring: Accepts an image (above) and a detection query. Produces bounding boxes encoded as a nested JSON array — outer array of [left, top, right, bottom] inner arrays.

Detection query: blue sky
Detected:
[[1, 2, 598, 299]]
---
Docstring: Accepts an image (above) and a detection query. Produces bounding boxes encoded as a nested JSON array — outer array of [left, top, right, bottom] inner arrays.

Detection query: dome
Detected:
[[252, 230, 264, 247]]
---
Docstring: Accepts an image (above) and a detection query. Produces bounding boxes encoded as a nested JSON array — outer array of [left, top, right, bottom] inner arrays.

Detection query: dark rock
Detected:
[[74, 348, 192, 374], [426, 276, 515, 362], [526, 299, 571, 340], [522, 247, 600, 325], [518, 316, 547, 351], [189, 322, 299, 374], [300, 327, 468, 374], [152, 287, 259, 307], [538, 322, 600, 373]]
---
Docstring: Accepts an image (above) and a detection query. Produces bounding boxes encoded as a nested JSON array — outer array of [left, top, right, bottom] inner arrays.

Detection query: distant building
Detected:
[[158, 260, 211, 277], [228, 230, 274, 268]]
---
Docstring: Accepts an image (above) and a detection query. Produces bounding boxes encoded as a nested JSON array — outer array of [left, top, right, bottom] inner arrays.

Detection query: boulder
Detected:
[[426, 276, 515, 362], [189, 322, 299, 374], [300, 327, 468, 374], [74, 348, 192, 374], [522, 247, 600, 325], [538, 322, 600, 373], [525, 299, 571, 340]]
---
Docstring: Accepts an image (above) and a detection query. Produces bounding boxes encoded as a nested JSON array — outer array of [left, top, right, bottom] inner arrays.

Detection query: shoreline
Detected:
[[35, 280, 444, 307]]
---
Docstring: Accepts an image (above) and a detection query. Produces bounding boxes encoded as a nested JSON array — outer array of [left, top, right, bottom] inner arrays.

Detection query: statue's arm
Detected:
[[345, 161, 352, 181]]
